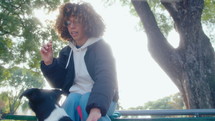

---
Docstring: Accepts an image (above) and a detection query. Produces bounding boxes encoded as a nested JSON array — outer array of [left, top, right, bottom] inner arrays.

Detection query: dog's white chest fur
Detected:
[[44, 105, 69, 121]]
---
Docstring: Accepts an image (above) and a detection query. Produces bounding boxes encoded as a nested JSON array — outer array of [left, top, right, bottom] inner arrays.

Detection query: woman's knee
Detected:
[[107, 102, 117, 116]]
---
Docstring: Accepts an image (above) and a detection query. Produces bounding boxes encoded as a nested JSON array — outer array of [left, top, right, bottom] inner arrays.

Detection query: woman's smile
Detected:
[[71, 31, 78, 38]]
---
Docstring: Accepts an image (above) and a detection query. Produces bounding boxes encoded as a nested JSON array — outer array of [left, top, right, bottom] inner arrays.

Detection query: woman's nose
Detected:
[[68, 23, 76, 28]]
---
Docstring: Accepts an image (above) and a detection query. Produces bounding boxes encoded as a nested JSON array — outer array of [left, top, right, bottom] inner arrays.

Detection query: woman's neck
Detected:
[[74, 37, 88, 46]]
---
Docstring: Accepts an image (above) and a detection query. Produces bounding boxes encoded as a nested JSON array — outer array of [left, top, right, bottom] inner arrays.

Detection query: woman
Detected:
[[40, 2, 118, 121]]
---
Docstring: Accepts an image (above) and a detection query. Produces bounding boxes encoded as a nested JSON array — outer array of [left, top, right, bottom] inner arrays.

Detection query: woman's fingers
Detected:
[[40, 41, 53, 65], [47, 41, 52, 47], [41, 46, 47, 53], [41, 41, 52, 53]]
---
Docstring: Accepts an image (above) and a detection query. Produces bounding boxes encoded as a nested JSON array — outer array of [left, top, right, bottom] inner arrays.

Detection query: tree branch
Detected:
[[131, 0, 162, 40], [131, 0, 183, 87], [161, 1, 180, 23]]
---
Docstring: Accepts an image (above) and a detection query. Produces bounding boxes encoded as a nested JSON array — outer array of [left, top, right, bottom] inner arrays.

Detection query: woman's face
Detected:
[[67, 16, 88, 44]]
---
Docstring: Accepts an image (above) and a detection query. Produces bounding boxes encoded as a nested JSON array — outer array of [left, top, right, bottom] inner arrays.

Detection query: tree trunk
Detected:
[[131, 0, 215, 109]]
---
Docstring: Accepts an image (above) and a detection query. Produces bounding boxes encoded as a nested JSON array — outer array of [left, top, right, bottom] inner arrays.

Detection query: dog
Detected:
[[20, 88, 73, 121]]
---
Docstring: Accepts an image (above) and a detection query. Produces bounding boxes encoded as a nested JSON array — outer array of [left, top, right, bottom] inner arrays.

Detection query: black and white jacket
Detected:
[[41, 39, 118, 116]]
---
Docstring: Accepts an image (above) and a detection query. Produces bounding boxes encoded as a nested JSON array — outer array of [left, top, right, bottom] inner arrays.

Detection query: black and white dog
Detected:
[[20, 88, 73, 121]]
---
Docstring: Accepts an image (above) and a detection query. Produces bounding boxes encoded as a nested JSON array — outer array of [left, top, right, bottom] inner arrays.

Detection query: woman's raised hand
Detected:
[[40, 41, 53, 65]]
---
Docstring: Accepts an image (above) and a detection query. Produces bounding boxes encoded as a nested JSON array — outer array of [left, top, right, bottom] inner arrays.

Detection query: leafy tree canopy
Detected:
[[0, 0, 69, 114], [104, 0, 215, 42], [0, 67, 44, 114], [0, 0, 68, 68]]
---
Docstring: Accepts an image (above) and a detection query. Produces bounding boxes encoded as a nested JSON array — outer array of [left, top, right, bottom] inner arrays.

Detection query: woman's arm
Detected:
[[40, 46, 71, 89], [86, 41, 117, 116]]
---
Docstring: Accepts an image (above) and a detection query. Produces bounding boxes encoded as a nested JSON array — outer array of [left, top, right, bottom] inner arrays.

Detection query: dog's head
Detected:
[[20, 88, 71, 121], [20, 88, 63, 106]]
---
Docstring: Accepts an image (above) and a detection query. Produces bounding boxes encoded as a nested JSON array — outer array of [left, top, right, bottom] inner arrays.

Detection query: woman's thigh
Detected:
[[62, 93, 82, 120]]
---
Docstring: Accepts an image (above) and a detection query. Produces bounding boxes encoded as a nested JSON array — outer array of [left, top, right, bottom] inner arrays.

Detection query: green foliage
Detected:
[[0, 67, 44, 114], [202, 0, 215, 44], [103, 0, 174, 36], [147, 0, 173, 37], [115, 0, 214, 42], [143, 93, 184, 110], [0, 0, 68, 67], [1, 67, 44, 88], [124, 93, 184, 118], [119, 0, 174, 36], [0, 37, 13, 63], [0, 92, 20, 114], [129, 93, 185, 110], [0, 0, 68, 114], [202, 0, 215, 23], [0, 92, 8, 113]]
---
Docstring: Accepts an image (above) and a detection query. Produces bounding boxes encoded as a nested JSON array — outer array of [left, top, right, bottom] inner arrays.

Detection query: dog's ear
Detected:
[[50, 89, 64, 103], [20, 88, 40, 102]]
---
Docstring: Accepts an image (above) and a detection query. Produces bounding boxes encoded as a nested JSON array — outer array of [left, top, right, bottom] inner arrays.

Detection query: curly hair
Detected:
[[55, 2, 105, 41]]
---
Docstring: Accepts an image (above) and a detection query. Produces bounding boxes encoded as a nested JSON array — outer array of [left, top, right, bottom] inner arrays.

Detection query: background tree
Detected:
[[127, 93, 184, 118], [130, 93, 184, 110], [0, 0, 68, 114], [0, 0, 67, 69], [0, 67, 44, 114], [131, 0, 215, 109], [1, 0, 215, 113]]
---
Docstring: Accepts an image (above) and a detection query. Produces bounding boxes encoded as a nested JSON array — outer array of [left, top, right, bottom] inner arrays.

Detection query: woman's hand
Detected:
[[86, 108, 102, 121], [40, 41, 53, 65]]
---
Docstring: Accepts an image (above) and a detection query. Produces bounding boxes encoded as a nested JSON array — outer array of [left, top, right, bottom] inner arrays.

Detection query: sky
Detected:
[[34, 0, 180, 109]]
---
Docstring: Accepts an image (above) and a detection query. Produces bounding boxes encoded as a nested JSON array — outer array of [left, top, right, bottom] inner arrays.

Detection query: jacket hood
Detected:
[[69, 37, 102, 51], [65, 37, 102, 69]]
